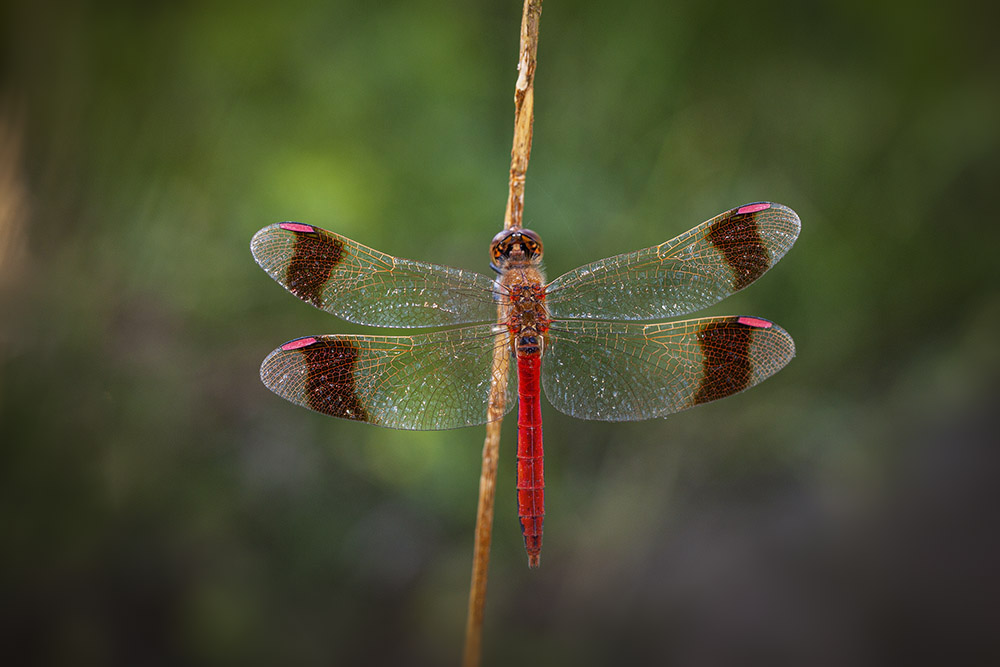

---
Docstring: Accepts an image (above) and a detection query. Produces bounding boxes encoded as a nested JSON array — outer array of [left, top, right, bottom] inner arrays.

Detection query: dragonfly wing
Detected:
[[545, 203, 799, 320], [252, 223, 498, 327], [542, 316, 794, 421], [260, 325, 516, 430]]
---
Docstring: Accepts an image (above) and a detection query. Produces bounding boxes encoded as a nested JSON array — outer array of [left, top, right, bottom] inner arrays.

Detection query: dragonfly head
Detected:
[[490, 228, 544, 272]]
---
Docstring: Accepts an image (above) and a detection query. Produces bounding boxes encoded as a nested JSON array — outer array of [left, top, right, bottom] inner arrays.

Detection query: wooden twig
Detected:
[[462, 334, 509, 667], [503, 0, 542, 233], [462, 2, 542, 666]]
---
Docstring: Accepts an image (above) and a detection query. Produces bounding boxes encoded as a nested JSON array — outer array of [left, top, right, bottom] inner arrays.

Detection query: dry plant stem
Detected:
[[503, 0, 542, 233], [462, 338, 509, 667], [463, 2, 542, 666]]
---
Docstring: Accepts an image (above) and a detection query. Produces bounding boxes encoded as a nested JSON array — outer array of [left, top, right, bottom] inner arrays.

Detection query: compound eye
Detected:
[[490, 228, 545, 264], [490, 229, 516, 263], [519, 228, 543, 257]]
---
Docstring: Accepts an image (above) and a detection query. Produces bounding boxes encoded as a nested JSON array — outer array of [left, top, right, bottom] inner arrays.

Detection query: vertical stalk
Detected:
[[462, 2, 543, 666]]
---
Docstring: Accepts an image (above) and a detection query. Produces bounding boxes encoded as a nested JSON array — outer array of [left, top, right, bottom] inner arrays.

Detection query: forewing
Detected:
[[260, 326, 516, 430], [252, 223, 498, 327], [545, 203, 799, 320], [542, 316, 794, 421]]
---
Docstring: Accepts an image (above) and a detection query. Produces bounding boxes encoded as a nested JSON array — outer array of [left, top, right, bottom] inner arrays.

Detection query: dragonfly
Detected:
[[252, 202, 799, 567]]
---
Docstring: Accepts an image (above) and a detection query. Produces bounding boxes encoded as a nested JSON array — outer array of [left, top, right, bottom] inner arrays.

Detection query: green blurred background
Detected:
[[2, 0, 998, 665]]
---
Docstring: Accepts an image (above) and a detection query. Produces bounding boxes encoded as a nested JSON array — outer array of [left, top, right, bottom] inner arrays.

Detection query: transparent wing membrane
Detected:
[[545, 203, 799, 321], [260, 326, 516, 430], [252, 223, 498, 328], [543, 316, 795, 421]]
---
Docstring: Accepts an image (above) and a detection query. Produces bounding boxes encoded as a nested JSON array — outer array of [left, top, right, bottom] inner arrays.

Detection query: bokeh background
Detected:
[[2, 0, 998, 665]]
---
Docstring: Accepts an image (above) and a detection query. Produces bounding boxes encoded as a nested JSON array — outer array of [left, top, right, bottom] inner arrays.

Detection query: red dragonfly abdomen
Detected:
[[516, 352, 544, 568]]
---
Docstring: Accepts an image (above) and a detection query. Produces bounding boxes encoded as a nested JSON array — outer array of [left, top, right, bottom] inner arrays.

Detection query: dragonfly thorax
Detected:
[[503, 282, 550, 357]]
